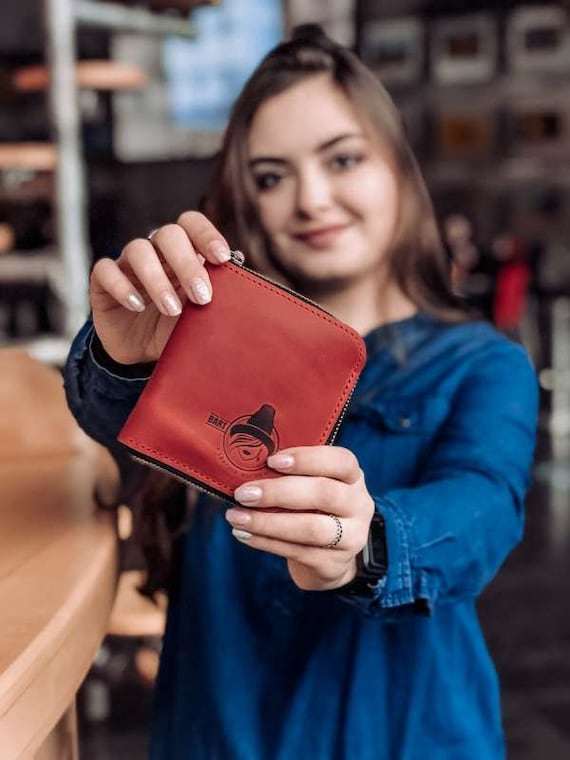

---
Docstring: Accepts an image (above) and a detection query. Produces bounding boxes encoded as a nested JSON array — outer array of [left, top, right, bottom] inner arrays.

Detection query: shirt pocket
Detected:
[[346, 395, 451, 490], [358, 395, 451, 435]]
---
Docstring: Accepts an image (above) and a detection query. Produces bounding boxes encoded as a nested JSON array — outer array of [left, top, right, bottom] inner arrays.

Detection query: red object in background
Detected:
[[493, 237, 530, 331]]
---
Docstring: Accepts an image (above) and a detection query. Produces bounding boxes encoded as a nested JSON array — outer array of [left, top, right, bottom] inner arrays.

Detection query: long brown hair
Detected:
[[204, 24, 463, 320], [134, 25, 466, 598]]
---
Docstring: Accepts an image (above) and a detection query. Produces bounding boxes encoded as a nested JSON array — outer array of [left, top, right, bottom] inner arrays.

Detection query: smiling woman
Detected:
[[246, 76, 403, 329], [64, 24, 538, 760]]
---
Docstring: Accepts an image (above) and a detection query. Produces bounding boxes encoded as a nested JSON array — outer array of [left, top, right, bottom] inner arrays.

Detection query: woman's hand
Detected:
[[224, 446, 376, 591], [90, 211, 232, 365]]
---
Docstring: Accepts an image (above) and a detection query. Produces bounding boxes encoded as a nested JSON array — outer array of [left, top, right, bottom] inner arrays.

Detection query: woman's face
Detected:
[[247, 74, 399, 290]]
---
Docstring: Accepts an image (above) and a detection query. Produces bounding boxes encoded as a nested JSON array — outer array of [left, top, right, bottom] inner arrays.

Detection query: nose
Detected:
[[294, 165, 332, 219]]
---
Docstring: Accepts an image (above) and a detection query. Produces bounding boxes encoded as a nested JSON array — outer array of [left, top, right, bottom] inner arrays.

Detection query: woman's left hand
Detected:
[[225, 446, 375, 591]]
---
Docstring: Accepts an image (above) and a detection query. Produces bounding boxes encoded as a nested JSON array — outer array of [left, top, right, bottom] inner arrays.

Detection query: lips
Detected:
[[293, 223, 350, 249]]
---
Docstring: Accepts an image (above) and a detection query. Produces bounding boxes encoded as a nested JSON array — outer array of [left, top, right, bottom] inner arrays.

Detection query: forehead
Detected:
[[247, 74, 366, 156]]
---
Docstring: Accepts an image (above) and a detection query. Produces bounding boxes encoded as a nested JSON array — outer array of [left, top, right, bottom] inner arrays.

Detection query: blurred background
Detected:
[[0, 1, 569, 758]]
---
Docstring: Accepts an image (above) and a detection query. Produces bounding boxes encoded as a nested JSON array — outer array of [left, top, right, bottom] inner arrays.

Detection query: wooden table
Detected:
[[0, 453, 119, 759]]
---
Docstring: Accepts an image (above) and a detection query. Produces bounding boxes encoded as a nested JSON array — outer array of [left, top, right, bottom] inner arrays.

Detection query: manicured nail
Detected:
[[127, 293, 145, 312], [234, 485, 262, 504], [232, 528, 253, 541], [267, 453, 294, 470], [225, 508, 251, 527], [161, 290, 182, 316], [209, 241, 231, 263], [191, 278, 211, 305]]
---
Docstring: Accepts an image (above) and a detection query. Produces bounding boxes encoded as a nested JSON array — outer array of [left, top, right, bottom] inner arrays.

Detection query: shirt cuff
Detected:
[[89, 329, 156, 381], [335, 497, 431, 618]]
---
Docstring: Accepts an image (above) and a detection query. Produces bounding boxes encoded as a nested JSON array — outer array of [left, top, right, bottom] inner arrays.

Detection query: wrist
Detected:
[[330, 511, 388, 598]]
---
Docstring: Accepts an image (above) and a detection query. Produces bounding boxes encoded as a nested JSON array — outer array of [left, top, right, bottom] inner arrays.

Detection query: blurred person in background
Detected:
[[491, 233, 531, 341], [64, 26, 537, 760], [443, 212, 498, 322]]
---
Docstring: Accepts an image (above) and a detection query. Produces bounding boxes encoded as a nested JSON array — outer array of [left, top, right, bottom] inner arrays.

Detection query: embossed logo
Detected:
[[222, 404, 279, 471]]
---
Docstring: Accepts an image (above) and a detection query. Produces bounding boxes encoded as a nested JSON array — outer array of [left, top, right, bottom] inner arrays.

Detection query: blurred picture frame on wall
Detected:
[[431, 13, 497, 85], [359, 17, 423, 87], [506, 5, 570, 75], [434, 108, 496, 161], [506, 96, 570, 160]]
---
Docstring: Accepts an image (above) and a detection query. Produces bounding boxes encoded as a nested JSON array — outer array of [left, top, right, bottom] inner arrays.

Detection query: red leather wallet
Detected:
[[118, 251, 366, 503]]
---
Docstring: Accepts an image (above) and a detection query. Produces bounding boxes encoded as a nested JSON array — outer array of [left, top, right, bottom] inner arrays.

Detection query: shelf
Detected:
[[14, 61, 147, 92], [0, 144, 56, 172]]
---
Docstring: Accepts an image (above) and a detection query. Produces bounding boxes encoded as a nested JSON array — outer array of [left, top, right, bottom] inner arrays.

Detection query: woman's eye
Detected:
[[330, 153, 363, 171], [253, 172, 283, 191]]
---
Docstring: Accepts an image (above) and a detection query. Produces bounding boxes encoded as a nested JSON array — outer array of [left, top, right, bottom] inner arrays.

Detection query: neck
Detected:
[[304, 276, 418, 336]]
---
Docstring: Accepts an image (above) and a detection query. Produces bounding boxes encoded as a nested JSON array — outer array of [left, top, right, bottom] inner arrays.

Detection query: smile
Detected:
[[293, 224, 350, 249]]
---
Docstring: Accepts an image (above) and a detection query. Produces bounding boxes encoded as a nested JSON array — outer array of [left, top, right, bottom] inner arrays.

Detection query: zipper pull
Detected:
[[230, 249, 245, 266]]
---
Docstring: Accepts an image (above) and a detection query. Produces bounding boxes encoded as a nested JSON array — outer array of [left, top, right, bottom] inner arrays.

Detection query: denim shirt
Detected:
[[64, 313, 538, 760]]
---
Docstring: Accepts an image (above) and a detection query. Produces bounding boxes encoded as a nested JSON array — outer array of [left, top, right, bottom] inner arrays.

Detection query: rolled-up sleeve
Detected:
[[345, 341, 538, 618]]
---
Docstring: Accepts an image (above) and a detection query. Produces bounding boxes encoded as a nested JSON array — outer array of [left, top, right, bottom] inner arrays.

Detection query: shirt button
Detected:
[[399, 416, 412, 428]]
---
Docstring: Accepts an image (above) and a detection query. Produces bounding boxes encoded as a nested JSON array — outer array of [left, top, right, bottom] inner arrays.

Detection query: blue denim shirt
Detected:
[[64, 313, 538, 760]]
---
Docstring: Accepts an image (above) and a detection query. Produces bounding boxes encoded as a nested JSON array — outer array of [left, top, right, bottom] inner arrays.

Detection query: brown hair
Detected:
[[204, 24, 464, 320], [134, 26, 466, 598]]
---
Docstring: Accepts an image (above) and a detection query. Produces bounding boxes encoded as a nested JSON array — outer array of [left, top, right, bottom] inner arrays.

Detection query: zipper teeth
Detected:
[[327, 384, 357, 444], [128, 451, 232, 504]]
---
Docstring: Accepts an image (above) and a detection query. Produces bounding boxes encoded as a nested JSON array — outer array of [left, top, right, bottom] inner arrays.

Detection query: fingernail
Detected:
[[267, 453, 294, 470], [209, 241, 231, 263], [161, 290, 182, 316], [127, 293, 145, 312], [191, 278, 211, 305], [232, 528, 253, 541], [225, 508, 251, 527], [234, 485, 262, 504]]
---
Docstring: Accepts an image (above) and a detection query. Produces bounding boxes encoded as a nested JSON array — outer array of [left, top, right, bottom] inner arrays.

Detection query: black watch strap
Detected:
[[333, 511, 388, 598]]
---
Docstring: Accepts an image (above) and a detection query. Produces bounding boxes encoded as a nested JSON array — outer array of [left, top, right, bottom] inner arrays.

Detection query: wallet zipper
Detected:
[[125, 251, 359, 495], [128, 450, 239, 504]]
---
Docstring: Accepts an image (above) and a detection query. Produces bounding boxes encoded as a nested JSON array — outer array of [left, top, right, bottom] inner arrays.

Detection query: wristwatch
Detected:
[[335, 511, 388, 598]]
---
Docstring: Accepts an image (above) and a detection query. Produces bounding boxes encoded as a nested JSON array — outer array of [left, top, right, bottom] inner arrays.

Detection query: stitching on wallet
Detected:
[[125, 267, 366, 486], [229, 267, 365, 433]]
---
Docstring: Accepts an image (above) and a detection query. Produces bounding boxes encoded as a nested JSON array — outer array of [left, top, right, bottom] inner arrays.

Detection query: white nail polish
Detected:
[[161, 291, 182, 316], [232, 529, 253, 541], [210, 241, 231, 263], [127, 293, 145, 312], [192, 278, 211, 305]]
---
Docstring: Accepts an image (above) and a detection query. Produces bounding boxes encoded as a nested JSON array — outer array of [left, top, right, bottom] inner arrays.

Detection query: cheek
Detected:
[[357, 166, 398, 221], [256, 194, 289, 237]]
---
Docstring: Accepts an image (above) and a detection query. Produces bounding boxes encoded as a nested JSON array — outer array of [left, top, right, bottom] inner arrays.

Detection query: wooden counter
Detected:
[[0, 454, 118, 759]]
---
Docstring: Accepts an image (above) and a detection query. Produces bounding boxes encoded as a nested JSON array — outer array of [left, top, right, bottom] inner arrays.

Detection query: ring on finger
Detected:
[[325, 514, 343, 549], [147, 228, 159, 241]]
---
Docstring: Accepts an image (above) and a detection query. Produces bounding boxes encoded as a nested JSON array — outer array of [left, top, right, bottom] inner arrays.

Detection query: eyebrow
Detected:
[[249, 132, 366, 167]]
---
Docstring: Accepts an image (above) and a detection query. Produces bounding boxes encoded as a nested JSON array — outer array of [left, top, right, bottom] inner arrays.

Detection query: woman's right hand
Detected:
[[90, 211, 232, 365]]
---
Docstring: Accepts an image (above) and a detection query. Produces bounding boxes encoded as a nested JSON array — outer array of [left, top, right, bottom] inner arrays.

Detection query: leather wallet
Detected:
[[118, 251, 366, 503]]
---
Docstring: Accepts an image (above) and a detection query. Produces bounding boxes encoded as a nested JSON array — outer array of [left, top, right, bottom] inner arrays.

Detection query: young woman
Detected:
[[65, 27, 537, 760]]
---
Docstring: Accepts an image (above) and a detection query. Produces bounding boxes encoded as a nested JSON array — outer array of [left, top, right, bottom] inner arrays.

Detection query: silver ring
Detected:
[[147, 228, 159, 241], [326, 514, 343, 549]]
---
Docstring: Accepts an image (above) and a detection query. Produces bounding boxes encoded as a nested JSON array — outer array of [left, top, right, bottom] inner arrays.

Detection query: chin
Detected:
[[285, 264, 367, 295]]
